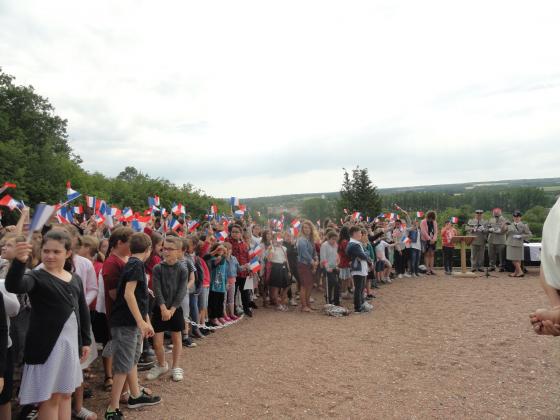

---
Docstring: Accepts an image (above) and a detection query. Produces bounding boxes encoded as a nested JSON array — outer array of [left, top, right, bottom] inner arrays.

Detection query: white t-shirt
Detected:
[[542, 197, 560, 289]]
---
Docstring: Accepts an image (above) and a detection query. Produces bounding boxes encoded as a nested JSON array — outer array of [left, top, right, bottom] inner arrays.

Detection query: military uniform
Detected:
[[487, 215, 508, 270], [465, 216, 488, 271], [506, 222, 532, 261]]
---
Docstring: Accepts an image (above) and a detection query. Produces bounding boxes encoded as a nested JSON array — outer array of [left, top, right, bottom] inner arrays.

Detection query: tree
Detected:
[[301, 197, 336, 223], [338, 166, 382, 218]]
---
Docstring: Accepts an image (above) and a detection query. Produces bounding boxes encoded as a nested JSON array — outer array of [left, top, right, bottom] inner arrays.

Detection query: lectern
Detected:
[[450, 236, 477, 277]]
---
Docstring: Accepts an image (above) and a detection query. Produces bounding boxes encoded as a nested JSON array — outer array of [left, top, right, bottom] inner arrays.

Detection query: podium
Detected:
[[450, 236, 477, 277]]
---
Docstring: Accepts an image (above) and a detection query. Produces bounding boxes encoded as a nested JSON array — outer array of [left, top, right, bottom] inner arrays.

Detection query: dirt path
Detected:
[[88, 268, 560, 419]]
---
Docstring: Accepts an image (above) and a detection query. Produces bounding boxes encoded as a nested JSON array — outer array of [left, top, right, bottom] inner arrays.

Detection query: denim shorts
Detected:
[[198, 286, 210, 310], [110, 326, 142, 374], [375, 260, 386, 273]]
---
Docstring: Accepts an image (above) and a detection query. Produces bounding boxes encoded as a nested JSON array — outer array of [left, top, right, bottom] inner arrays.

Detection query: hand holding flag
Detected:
[[27, 203, 56, 242], [0, 182, 16, 195]]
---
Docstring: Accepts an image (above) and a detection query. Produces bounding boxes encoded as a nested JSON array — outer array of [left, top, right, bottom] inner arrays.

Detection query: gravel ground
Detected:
[[84, 267, 560, 419]]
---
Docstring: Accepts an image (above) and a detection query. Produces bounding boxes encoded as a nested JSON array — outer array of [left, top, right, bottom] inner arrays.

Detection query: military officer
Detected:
[[465, 209, 488, 272], [506, 210, 532, 277], [487, 208, 508, 272]]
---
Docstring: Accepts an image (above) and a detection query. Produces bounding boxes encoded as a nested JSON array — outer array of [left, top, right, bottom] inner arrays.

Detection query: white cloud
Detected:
[[1, 0, 559, 197]]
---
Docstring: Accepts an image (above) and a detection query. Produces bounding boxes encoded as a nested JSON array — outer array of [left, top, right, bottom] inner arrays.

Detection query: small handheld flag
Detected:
[[0, 194, 19, 210], [66, 181, 81, 202], [215, 231, 228, 242], [28, 204, 56, 241], [230, 197, 240, 207], [249, 257, 261, 273], [450, 216, 459, 224], [416, 211, 424, 218], [248, 246, 263, 259]]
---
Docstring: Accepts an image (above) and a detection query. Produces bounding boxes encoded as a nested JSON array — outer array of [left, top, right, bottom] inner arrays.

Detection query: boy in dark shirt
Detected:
[[105, 233, 161, 420]]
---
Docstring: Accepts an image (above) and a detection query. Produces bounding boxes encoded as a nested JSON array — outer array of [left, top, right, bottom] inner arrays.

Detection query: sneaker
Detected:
[[127, 390, 162, 409], [104, 408, 124, 419], [182, 336, 197, 348], [73, 407, 96, 419], [235, 306, 244, 316], [385, 278, 393, 284], [289, 298, 298, 306], [309, 297, 315, 303], [404, 273, 411, 278], [171, 367, 184, 382], [398, 274, 403, 279], [146, 362, 168, 380]]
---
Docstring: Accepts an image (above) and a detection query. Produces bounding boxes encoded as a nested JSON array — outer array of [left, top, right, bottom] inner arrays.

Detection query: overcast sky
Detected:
[[1, 0, 559, 198]]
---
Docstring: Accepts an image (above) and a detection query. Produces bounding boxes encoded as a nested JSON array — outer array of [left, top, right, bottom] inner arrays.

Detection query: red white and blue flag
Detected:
[[352, 212, 361, 221], [210, 204, 218, 215], [122, 207, 133, 219], [85, 195, 96, 209], [234, 210, 244, 218], [93, 211, 105, 226], [416, 211, 424, 218], [172, 202, 185, 215], [0, 194, 19, 210], [66, 181, 81, 202], [111, 207, 121, 217], [249, 257, 261, 273], [148, 195, 160, 208], [230, 197, 239, 206], [215, 231, 228, 242], [56, 207, 74, 224], [291, 219, 301, 230], [187, 220, 200, 233], [450, 216, 459, 224], [169, 218, 182, 232], [248, 245, 263, 259], [73, 205, 83, 215], [28, 204, 56, 239]]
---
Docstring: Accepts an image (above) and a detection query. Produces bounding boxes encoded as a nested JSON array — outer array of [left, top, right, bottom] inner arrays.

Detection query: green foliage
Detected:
[[300, 197, 337, 223], [0, 68, 224, 221], [338, 166, 382, 218]]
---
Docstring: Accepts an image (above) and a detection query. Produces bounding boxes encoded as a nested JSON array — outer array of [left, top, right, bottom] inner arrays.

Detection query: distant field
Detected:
[[543, 185, 560, 192]]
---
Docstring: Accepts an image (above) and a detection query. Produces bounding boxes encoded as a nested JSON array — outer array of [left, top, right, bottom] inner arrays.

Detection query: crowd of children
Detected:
[[0, 200, 534, 419]]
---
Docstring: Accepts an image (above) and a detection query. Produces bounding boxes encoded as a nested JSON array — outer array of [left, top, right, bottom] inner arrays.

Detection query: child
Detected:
[[345, 226, 373, 312], [177, 236, 197, 347], [223, 242, 240, 320], [374, 229, 394, 284], [6, 230, 92, 420], [205, 243, 228, 326], [441, 220, 458, 275], [105, 232, 161, 419], [320, 231, 340, 306], [147, 236, 188, 382], [267, 234, 290, 311]]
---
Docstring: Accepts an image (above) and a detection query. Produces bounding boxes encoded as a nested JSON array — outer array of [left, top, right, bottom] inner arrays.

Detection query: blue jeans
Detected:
[[189, 292, 200, 332], [409, 249, 420, 275]]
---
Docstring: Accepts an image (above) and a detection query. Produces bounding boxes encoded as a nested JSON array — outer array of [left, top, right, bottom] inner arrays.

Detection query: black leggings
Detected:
[[235, 276, 251, 311]]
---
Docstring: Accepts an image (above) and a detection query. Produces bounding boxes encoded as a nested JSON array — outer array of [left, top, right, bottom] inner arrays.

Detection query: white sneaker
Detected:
[[385, 277, 392, 284], [309, 297, 315, 303], [289, 298, 298, 306], [404, 273, 411, 278], [398, 274, 403, 279], [171, 367, 184, 382], [147, 362, 169, 380]]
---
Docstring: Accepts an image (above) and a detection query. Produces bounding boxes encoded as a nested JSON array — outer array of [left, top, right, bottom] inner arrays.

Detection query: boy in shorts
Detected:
[[105, 233, 161, 420]]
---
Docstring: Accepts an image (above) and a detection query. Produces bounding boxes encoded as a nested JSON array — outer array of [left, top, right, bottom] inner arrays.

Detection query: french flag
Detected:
[[401, 235, 412, 246], [352, 212, 361, 221], [161, 208, 168, 218], [132, 215, 151, 232], [230, 197, 239, 207], [0, 195, 19, 210], [450, 216, 459, 224], [56, 207, 73, 224], [172, 202, 185, 215], [122, 207, 133, 219], [215, 231, 228, 242], [416, 211, 424, 218], [28, 204, 56, 238], [169, 218, 182, 232], [85, 195, 96, 209], [94, 211, 106, 226], [234, 210, 244, 218], [248, 246, 263, 259], [249, 257, 261, 273], [111, 207, 121, 217], [66, 181, 81, 202], [148, 195, 160, 208], [210, 204, 218, 215], [290, 227, 299, 237], [187, 220, 200, 233], [97, 200, 107, 217], [238, 204, 247, 211], [291, 219, 301, 230], [73, 205, 83, 215]]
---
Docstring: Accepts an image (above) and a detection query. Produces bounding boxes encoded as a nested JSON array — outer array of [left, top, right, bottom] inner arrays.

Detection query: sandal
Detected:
[[72, 406, 97, 420], [103, 376, 113, 392]]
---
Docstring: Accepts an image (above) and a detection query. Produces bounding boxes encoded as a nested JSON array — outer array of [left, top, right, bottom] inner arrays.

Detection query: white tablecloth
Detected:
[[524, 243, 541, 262]]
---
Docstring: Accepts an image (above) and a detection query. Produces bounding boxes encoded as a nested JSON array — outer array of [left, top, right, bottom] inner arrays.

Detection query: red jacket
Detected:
[[226, 238, 249, 278]]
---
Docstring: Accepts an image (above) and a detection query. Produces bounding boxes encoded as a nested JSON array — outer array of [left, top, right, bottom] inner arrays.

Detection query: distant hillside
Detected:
[[242, 177, 560, 210]]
